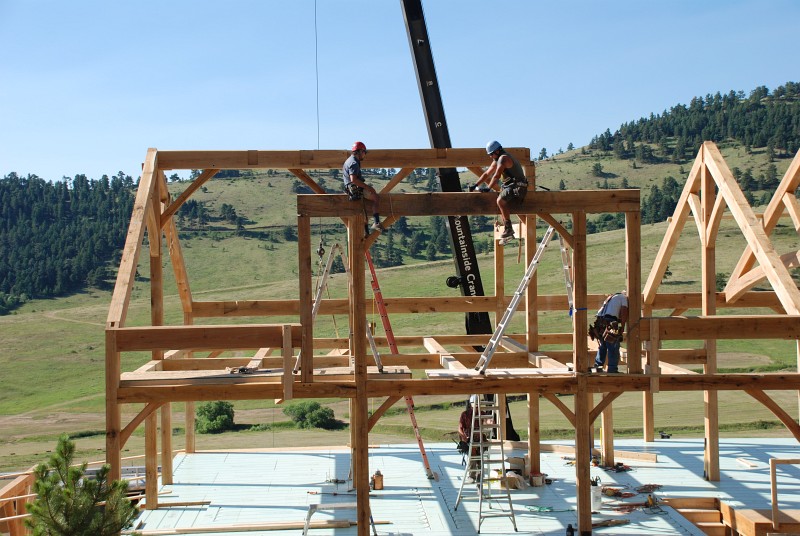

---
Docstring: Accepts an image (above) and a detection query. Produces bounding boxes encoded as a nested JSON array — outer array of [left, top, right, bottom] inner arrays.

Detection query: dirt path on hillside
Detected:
[[0, 394, 103, 427]]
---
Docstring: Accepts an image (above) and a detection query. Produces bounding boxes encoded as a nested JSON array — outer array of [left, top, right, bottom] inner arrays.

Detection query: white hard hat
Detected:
[[486, 140, 502, 154]]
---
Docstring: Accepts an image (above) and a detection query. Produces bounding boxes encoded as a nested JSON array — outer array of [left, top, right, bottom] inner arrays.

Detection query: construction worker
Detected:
[[472, 140, 528, 241], [458, 395, 483, 481], [342, 141, 384, 232], [592, 291, 628, 373]]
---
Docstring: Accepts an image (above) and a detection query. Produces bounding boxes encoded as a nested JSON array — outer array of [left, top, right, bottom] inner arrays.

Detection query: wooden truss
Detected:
[[105, 143, 800, 535]]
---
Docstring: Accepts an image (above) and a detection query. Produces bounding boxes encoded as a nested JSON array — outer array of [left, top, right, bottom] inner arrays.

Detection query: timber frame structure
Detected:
[[106, 142, 800, 535]]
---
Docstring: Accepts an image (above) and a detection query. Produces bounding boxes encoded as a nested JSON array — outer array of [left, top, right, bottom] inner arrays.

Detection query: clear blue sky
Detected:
[[1, 0, 798, 182]]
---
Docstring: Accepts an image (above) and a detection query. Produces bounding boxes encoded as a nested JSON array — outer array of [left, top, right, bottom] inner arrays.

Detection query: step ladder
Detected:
[[474, 226, 556, 374], [365, 251, 436, 480], [454, 395, 518, 533]]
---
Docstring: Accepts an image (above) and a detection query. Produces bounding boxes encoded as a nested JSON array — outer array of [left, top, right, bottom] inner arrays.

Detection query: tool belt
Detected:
[[589, 315, 622, 344], [344, 183, 363, 201], [500, 179, 528, 200]]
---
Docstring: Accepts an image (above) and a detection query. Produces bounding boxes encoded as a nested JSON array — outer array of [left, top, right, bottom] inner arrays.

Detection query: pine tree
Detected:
[[26, 435, 139, 535]]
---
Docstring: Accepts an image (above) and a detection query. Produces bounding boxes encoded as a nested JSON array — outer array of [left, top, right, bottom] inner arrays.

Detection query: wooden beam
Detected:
[[650, 290, 785, 311], [704, 142, 800, 314], [687, 192, 704, 241], [282, 324, 293, 401], [111, 324, 302, 352], [367, 396, 402, 430], [296, 190, 641, 218], [538, 214, 573, 248], [573, 212, 588, 371], [724, 250, 800, 301], [156, 147, 531, 171], [642, 150, 702, 304], [298, 214, 313, 382], [114, 373, 800, 403], [638, 315, 800, 341], [727, 148, 800, 292], [108, 148, 157, 327], [626, 209, 642, 372], [288, 169, 326, 194], [160, 169, 218, 226], [542, 393, 576, 427], [379, 167, 414, 194], [745, 389, 800, 441], [189, 293, 651, 318]]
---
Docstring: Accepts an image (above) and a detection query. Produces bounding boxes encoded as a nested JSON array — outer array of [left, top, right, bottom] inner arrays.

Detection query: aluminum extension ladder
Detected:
[[365, 251, 436, 480], [474, 226, 556, 374], [558, 232, 575, 316], [454, 395, 518, 532], [293, 243, 352, 373]]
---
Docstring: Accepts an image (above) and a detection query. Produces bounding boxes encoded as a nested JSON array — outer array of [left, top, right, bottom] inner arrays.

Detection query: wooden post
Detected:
[[642, 302, 655, 442], [524, 216, 541, 476], [524, 215, 538, 352], [150, 229, 173, 485], [298, 214, 313, 382], [625, 209, 642, 372], [572, 212, 588, 372], [600, 393, 614, 467], [184, 314, 195, 453], [283, 324, 294, 400], [105, 329, 121, 482], [701, 152, 720, 481], [348, 214, 371, 536], [575, 375, 592, 534], [528, 390, 540, 476], [571, 212, 592, 534], [145, 412, 158, 509], [494, 228, 505, 325]]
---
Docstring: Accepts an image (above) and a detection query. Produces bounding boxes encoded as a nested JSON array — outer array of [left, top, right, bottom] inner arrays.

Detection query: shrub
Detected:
[[26, 435, 139, 535], [283, 401, 337, 430], [196, 401, 235, 434]]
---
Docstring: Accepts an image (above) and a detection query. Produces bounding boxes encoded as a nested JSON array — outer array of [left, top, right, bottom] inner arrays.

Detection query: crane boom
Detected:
[[399, 0, 492, 336]]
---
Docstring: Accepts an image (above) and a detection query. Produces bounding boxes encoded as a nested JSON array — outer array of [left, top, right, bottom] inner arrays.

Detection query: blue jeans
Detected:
[[594, 339, 621, 372]]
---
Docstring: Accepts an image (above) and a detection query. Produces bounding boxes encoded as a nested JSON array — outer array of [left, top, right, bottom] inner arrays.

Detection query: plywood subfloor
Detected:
[[133, 438, 800, 535]]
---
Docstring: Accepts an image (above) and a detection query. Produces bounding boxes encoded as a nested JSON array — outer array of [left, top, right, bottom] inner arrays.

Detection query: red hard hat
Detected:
[[351, 141, 367, 152]]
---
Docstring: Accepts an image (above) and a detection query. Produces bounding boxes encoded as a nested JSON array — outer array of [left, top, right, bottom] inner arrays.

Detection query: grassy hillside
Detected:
[[2, 143, 799, 474]]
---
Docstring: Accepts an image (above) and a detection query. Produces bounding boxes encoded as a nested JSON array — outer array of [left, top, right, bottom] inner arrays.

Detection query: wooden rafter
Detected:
[[642, 150, 703, 304], [643, 143, 800, 314], [725, 148, 800, 302], [703, 143, 800, 314], [107, 148, 158, 327]]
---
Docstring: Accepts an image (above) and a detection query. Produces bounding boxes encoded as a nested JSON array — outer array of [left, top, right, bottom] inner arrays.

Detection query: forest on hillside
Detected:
[[0, 172, 135, 314], [1, 82, 798, 315], [583, 82, 800, 233], [593, 82, 800, 162]]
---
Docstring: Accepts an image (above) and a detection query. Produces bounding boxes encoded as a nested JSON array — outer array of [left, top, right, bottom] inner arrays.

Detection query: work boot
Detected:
[[501, 225, 514, 239], [370, 221, 385, 232]]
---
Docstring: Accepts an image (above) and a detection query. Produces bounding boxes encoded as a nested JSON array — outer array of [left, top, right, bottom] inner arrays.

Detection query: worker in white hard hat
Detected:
[[472, 140, 528, 241]]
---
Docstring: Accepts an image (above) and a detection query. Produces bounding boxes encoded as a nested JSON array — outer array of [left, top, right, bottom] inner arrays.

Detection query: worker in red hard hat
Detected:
[[342, 141, 384, 233], [472, 140, 528, 242]]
